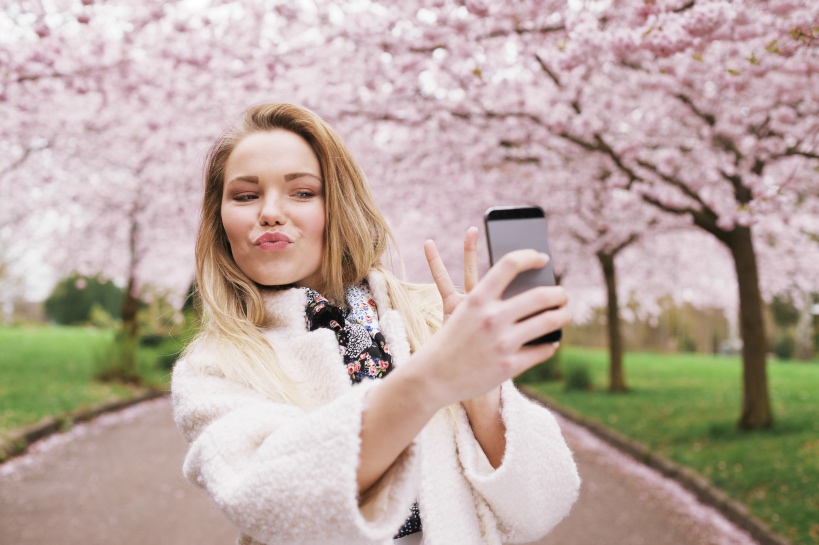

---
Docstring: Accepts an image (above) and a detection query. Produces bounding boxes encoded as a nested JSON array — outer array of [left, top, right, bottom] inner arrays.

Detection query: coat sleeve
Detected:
[[171, 356, 419, 545], [453, 380, 580, 544]]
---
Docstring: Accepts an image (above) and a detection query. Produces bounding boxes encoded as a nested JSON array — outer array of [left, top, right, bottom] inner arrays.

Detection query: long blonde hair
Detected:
[[185, 103, 441, 406]]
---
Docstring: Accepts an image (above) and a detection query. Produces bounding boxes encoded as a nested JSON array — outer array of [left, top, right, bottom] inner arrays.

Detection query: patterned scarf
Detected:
[[304, 282, 421, 538], [304, 284, 394, 382]]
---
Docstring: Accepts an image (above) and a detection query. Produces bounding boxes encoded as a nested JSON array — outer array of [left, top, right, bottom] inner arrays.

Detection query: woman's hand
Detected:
[[425, 227, 500, 404], [355, 230, 569, 494], [417, 235, 569, 408]]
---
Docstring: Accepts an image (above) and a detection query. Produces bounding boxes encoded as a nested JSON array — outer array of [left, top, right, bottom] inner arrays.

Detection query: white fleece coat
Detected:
[[172, 271, 580, 545]]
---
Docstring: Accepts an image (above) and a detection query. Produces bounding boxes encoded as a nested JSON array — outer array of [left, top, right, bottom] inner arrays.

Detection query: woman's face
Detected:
[[221, 129, 326, 291]]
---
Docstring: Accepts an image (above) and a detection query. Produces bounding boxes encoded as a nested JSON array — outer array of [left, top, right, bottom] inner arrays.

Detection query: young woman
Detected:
[[172, 103, 579, 545]]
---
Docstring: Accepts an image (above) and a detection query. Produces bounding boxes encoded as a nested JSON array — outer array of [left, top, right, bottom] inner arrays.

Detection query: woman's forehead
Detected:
[[226, 130, 321, 178]]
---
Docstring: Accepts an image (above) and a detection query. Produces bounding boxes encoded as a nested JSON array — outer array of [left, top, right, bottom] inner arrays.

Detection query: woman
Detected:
[[172, 103, 580, 545]]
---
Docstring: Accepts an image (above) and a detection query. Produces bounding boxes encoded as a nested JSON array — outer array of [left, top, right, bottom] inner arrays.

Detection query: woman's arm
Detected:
[[356, 352, 443, 495], [458, 229, 506, 469], [461, 386, 505, 468], [455, 382, 581, 544], [173, 356, 421, 545]]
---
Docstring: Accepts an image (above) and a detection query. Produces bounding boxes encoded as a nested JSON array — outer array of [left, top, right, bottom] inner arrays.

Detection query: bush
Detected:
[[44, 274, 124, 325], [88, 303, 118, 329], [93, 334, 142, 385], [139, 334, 166, 347], [678, 335, 697, 353], [156, 346, 182, 370], [564, 364, 593, 391], [772, 334, 796, 360]]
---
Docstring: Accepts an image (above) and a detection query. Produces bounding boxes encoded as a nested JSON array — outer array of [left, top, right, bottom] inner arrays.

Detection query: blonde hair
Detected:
[[185, 103, 441, 406]]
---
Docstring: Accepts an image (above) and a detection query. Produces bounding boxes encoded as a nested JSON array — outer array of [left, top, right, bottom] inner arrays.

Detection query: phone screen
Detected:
[[485, 206, 561, 344], [485, 207, 556, 299]]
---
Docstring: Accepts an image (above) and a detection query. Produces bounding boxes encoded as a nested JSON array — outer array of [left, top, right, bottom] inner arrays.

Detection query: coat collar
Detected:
[[260, 270, 395, 331], [259, 270, 411, 367]]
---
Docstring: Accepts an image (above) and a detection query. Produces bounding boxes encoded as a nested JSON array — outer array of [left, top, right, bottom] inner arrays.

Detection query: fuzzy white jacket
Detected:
[[172, 271, 580, 545]]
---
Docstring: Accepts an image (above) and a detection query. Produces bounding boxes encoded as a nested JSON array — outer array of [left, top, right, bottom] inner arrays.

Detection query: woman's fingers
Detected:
[[477, 249, 550, 300], [463, 226, 479, 294], [516, 341, 562, 372], [511, 305, 571, 348], [424, 239, 457, 302], [503, 286, 568, 324]]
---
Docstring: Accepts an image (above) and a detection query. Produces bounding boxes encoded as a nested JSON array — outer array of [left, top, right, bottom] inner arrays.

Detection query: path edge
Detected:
[[519, 385, 791, 545], [0, 388, 167, 464]]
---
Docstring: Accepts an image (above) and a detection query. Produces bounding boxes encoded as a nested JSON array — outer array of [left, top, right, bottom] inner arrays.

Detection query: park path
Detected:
[[0, 397, 757, 545]]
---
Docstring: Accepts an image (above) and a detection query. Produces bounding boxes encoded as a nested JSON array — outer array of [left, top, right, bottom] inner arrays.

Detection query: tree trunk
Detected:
[[795, 291, 814, 361], [727, 226, 773, 429], [121, 274, 140, 380], [598, 252, 627, 392], [119, 213, 141, 383]]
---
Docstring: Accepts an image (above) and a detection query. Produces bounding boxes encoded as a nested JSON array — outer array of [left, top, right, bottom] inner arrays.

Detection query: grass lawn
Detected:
[[530, 347, 819, 545], [0, 326, 177, 434]]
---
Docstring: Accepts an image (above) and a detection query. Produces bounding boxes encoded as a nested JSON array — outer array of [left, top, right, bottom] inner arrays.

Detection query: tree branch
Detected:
[[718, 169, 754, 204], [534, 53, 561, 87], [503, 155, 540, 164], [609, 232, 641, 257], [0, 141, 50, 181], [784, 147, 819, 161], [673, 1, 697, 13], [483, 109, 544, 124], [478, 24, 565, 40], [802, 229, 819, 244], [674, 93, 715, 126], [591, 134, 644, 184], [14, 60, 130, 84], [635, 158, 709, 206]]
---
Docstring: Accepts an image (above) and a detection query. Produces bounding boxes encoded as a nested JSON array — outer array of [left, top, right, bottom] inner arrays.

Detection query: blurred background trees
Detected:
[[1, 0, 817, 428]]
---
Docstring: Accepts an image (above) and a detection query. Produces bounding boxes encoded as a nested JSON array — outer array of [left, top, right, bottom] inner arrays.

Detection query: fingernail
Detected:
[[540, 252, 550, 260]]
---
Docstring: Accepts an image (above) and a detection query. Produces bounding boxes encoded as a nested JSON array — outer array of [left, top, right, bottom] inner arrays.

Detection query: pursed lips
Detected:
[[254, 232, 292, 250]]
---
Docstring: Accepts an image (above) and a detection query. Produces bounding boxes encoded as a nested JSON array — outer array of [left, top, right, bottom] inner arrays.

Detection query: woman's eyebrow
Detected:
[[226, 175, 259, 185], [284, 172, 322, 182], [226, 173, 322, 185]]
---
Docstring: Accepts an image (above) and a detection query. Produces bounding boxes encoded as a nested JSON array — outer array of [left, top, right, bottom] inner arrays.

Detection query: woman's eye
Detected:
[[233, 194, 258, 202], [294, 190, 316, 199]]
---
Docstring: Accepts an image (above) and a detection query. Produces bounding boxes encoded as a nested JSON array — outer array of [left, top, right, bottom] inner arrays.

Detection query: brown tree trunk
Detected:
[[598, 252, 627, 392], [117, 213, 141, 383], [727, 226, 773, 429], [796, 291, 814, 361], [121, 274, 140, 380]]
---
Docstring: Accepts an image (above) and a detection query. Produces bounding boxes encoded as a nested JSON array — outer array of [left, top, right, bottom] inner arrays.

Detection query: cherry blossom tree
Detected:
[[337, 0, 818, 428], [2, 0, 817, 430], [544, 0, 819, 428]]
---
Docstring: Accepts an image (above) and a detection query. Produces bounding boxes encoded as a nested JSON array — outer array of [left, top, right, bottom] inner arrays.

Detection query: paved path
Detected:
[[0, 398, 757, 545]]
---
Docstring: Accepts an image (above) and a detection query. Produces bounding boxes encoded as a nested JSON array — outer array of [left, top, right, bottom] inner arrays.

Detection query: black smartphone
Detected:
[[484, 205, 562, 344]]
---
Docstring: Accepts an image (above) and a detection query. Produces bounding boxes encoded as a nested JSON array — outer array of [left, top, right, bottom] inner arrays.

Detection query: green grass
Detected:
[[0, 326, 177, 433], [530, 347, 819, 545]]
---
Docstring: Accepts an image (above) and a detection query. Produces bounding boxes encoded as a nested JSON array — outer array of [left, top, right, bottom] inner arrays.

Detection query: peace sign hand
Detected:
[[417, 230, 568, 407], [423, 226, 479, 323]]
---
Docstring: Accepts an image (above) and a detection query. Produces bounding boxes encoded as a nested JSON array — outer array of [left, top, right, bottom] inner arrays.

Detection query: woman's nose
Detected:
[[258, 196, 286, 226]]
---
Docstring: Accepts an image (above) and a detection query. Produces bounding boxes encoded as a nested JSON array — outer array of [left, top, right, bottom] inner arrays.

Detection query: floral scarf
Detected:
[[304, 283, 394, 382], [303, 282, 421, 538]]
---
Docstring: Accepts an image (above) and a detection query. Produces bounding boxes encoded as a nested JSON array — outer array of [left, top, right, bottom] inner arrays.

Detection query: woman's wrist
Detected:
[[401, 341, 464, 410], [385, 353, 450, 417]]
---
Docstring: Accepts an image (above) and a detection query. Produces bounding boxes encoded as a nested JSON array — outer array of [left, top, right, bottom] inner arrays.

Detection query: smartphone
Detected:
[[484, 205, 562, 344]]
